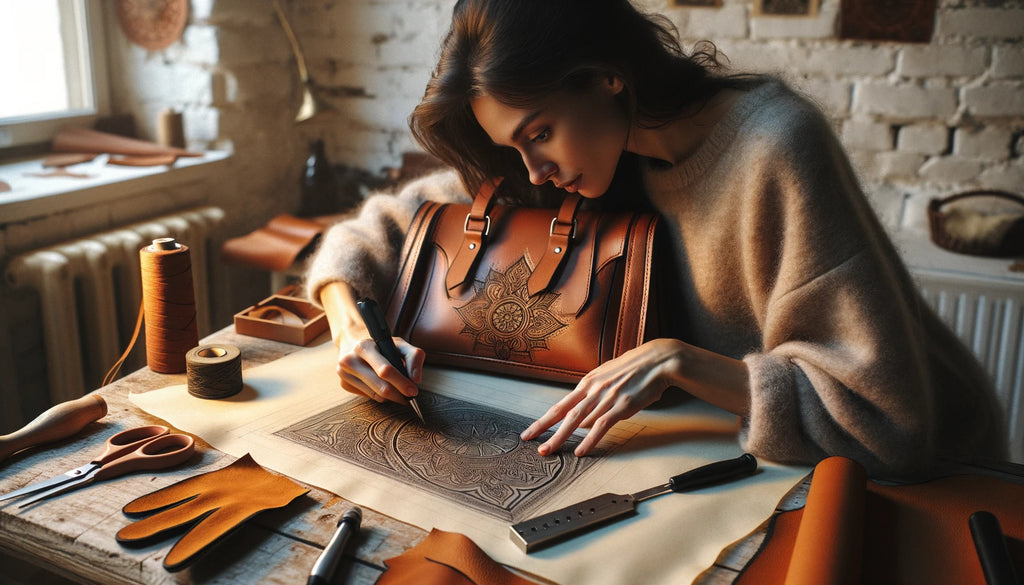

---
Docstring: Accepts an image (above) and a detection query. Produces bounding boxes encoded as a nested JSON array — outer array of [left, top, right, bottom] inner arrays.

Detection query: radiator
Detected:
[[912, 268, 1024, 464], [3, 206, 225, 409]]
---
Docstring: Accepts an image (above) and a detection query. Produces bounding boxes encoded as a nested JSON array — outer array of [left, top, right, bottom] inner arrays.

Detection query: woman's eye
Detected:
[[530, 128, 550, 143]]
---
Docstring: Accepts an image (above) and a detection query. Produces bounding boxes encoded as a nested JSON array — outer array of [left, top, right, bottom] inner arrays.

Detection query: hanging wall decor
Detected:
[[115, 0, 189, 51], [754, 0, 819, 17], [672, 0, 722, 7], [840, 0, 937, 43]]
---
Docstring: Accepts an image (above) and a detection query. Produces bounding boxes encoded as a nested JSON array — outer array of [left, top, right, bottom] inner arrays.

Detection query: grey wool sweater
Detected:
[[305, 79, 1006, 478]]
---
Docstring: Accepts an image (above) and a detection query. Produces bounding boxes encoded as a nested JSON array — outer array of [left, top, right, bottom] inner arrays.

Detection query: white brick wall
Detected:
[[106, 0, 1023, 248]]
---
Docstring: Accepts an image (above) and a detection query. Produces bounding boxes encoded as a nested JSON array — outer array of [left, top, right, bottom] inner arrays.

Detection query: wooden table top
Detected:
[[0, 327, 792, 585]]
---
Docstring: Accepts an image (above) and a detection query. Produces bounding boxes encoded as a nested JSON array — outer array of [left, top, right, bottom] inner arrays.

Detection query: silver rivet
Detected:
[[469, 243, 476, 250], [554, 247, 562, 254]]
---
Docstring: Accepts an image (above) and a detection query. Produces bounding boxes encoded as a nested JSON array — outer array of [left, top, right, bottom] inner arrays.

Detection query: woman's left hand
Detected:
[[520, 338, 686, 457]]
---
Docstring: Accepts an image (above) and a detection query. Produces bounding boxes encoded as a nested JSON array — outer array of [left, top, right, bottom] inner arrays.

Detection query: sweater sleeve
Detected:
[[734, 106, 940, 477], [303, 169, 470, 306]]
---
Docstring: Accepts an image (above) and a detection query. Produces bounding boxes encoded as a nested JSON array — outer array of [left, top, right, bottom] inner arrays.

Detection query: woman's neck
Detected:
[[626, 89, 741, 166]]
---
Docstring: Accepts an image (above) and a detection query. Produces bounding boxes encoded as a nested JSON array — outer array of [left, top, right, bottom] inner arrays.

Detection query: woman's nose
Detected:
[[525, 156, 557, 186]]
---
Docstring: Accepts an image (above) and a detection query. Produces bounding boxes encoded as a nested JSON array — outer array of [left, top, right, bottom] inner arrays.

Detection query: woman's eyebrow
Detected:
[[510, 110, 544, 142]]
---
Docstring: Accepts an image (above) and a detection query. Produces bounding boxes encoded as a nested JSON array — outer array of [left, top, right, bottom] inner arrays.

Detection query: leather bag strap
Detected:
[[528, 193, 582, 296], [446, 178, 503, 291]]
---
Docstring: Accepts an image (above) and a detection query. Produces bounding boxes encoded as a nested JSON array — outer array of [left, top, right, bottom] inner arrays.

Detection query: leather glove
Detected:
[[116, 453, 308, 571]]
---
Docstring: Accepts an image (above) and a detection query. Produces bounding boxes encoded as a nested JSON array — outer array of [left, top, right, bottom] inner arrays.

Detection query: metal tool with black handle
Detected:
[[510, 453, 758, 553]]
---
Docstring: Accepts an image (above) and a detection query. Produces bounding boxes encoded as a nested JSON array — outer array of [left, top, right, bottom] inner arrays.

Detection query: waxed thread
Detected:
[[186, 345, 243, 399], [140, 242, 199, 373]]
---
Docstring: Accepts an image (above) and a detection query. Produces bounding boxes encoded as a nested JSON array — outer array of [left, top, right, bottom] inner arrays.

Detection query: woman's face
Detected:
[[470, 78, 629, 199]]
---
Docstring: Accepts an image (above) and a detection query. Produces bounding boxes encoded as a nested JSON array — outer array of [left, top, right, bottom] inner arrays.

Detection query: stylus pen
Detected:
[[355, 297, 426, 424], [308, 507, 362, 585]]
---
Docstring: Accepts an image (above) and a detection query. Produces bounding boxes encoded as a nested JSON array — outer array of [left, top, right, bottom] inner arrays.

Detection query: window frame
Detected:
[[0, 0, 110, 150]]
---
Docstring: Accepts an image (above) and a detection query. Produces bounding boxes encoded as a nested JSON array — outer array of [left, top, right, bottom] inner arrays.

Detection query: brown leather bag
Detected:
[[385, 179, 662, 384]]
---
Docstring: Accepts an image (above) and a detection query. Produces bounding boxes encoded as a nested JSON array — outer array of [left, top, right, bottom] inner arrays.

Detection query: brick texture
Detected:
[[104, 0, 1024, 243]]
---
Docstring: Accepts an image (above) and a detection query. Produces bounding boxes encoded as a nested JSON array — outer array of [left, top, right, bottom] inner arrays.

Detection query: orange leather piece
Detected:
[[386, 188, 661, 384], [52, 126, 201, 158], [784, 456, 865, 585], [42, 152, 99, 167], [108, 153, 179, 167], [221, 214, 331, 272], [378, 528, 545, 585], [736, 457, 1024, 585], [116, 453, 308, 572]]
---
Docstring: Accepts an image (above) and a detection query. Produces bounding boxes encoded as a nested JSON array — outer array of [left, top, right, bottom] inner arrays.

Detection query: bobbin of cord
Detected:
[[140, 237, 198, 373], [185, 344, 243, 399]]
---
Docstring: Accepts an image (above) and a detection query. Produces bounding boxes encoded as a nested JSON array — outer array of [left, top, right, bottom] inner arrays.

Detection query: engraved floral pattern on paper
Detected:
[[275, 393, 600, 521], [454, 256, 568, 361]]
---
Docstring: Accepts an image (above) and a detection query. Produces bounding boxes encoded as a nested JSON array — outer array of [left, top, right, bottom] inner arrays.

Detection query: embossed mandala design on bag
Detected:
[[386, 178, 663, 383]]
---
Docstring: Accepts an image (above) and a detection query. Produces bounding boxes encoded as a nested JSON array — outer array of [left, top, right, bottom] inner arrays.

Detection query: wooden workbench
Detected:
[[0, 327, 795, 585]]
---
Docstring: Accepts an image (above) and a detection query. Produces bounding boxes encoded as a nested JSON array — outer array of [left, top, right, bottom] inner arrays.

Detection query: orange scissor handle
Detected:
[[94, 425, 170, 465], [93, 434, 195, 481]]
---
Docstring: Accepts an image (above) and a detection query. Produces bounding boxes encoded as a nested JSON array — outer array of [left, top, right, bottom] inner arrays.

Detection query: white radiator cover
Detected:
[[4, 206, 225, 407], [913, 269, 1024, 464], [895, 231, 1024, 464]]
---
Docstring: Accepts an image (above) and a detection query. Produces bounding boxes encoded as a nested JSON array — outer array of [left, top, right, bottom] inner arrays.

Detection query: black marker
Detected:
[[308, 507, 362, 585], [355, 298, 426, 423]]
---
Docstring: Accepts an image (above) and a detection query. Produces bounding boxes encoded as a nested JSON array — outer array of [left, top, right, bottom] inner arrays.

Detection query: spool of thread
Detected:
[[140, 237, 199, 373], [157, 107, 186, 149], [185, 344, 243, 399]]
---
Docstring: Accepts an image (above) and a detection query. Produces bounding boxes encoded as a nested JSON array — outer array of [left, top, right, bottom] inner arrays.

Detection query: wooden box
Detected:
[[234, 294, 328, 345]]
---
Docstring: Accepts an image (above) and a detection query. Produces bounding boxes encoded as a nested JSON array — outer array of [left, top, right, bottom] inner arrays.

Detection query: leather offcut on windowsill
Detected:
[[221, 213, 345, 273]]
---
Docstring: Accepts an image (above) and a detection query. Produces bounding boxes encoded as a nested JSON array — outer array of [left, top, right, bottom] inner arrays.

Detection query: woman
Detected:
[[306, 0, 1005, 477]]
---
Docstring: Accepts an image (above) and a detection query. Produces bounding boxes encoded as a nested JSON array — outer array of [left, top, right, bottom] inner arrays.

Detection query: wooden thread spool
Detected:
[[140, 237, 199, 373], [157, 107, 186, 149], [186, 344, 243, 399]]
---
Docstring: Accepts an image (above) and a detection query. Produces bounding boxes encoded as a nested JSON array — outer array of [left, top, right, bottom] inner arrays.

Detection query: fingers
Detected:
[[520, 388, 586, 441], [521, 384, 608, 457], [337, 338, 419, 405], [395, 339, 426, 384]]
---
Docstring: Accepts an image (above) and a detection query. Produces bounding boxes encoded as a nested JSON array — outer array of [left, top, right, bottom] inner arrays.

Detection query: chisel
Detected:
[[0, 395, 107, 463], [510, 453, 758, 553]]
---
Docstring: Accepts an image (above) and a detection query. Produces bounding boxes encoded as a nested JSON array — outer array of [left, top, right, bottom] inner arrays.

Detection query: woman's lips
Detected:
[[557, 175, 581, 193]]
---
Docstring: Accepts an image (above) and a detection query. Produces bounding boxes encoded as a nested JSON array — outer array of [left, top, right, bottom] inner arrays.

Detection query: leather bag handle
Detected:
[[446, 178, 503, 290], [445, 178, 584, 296], [528, 193, 582, 296]]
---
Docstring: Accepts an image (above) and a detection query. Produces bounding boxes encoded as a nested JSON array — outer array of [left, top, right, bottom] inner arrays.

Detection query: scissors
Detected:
[[0, 425, 194, 508]]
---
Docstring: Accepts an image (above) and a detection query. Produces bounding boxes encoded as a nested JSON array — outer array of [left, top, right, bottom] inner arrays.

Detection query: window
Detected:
[[0, 0, 108, 149]]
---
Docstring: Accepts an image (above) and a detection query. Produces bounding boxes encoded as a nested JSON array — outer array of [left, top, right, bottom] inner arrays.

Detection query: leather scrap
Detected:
[[116, 453, 308, 572], [221, 214, 334, 272], [378, 528, 551, 585], [51, 126, 201, 167], [734, 456, 1024, 585], [42, 153, 99, 168]]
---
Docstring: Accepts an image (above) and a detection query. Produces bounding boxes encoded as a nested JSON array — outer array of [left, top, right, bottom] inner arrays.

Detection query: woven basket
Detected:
[[928, 189, 1024, 258]]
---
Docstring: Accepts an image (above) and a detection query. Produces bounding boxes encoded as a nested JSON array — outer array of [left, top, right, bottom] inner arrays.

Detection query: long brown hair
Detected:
[[410, 0, 752, 206]]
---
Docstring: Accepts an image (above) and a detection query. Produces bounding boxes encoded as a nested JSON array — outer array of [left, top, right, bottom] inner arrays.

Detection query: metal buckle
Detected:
[[464, 213, 491, 237], [549, 216, 577, 240]]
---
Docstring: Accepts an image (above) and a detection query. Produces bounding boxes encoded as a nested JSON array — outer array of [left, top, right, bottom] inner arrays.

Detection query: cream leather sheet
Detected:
[[131, 340, 807, 585]]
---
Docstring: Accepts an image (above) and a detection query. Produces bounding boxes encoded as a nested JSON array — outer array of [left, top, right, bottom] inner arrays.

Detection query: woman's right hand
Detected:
[[319, 280, 425, 405], [337, 337, 425, 405]]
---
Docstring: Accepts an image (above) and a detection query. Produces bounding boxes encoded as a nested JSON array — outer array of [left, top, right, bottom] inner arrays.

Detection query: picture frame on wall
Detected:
[[753, 0, 820, 17], [840, 0, 937, 43], [671, 0, 723, 7]]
